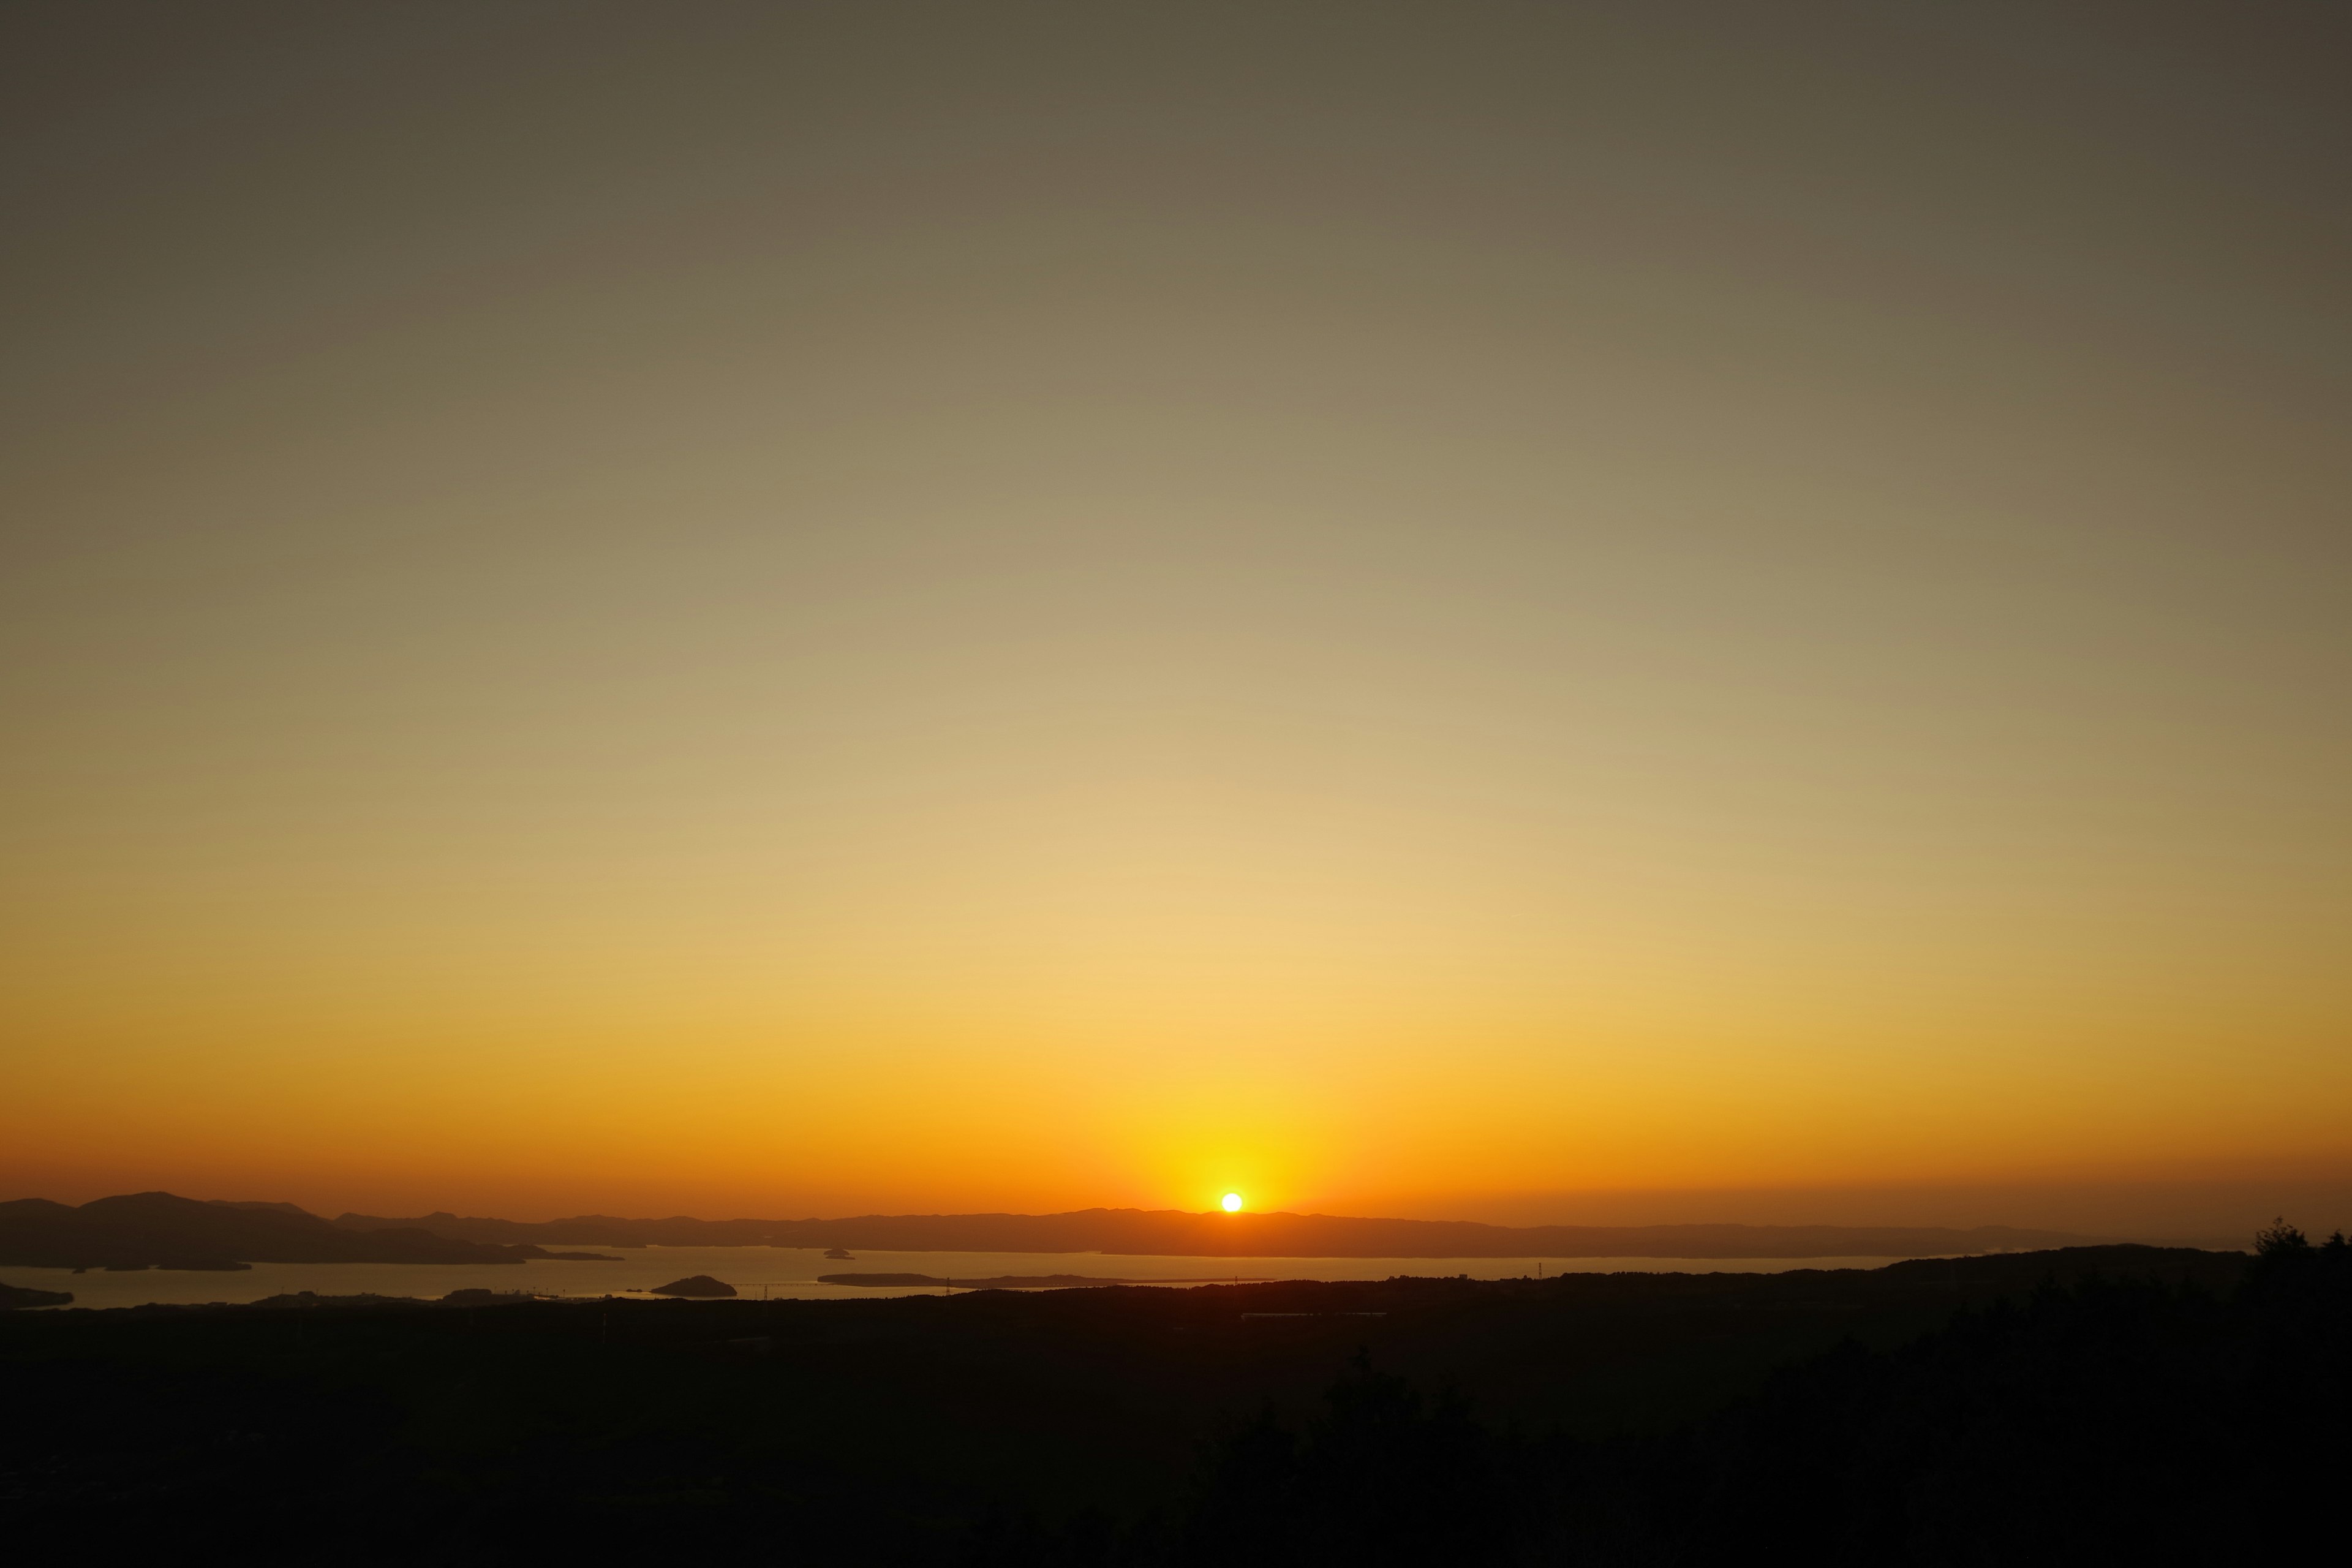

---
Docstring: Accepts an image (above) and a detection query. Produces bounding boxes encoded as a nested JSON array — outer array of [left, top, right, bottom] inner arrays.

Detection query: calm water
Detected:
[[2, 1247, 1933, 1310]]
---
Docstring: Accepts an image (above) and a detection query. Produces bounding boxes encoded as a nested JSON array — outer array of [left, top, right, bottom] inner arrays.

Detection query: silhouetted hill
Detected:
[[1159, 1234, 2348, 1566], [329, 1204, 2094, 1258], [3, 1237, 2329, 1562], [0, 1193, 539, 1270]]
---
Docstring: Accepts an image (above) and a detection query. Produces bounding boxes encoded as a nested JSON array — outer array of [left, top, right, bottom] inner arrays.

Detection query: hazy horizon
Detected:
[[4, 4, 2346, 1232], [14, 1176, 2339, 1245]]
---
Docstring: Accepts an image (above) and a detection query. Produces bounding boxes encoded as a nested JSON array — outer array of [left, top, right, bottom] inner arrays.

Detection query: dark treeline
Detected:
[[1095, 1224, 2350, 1564], [2, 1235, 2342, 1562]]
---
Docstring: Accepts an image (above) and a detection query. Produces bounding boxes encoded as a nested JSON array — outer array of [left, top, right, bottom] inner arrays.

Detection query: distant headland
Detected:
[[0, 1193, 551, 1272], [1, 1190, 2108, 1270], [0, 1280, 74, 1309]]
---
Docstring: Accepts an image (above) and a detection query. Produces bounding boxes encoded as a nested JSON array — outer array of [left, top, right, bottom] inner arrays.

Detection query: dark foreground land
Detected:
[[4, 1233, 2345, 1564]]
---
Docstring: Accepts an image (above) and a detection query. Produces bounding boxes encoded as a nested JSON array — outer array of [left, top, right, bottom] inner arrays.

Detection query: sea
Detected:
[[5, 1247, 1934, 1310]]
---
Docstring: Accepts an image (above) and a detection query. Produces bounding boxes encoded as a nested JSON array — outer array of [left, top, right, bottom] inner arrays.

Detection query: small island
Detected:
[[649, 1275, 736, 1298]]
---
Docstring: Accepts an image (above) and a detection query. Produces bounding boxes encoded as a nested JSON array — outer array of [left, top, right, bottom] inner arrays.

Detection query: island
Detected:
[[648, 1275, 736, 1298]]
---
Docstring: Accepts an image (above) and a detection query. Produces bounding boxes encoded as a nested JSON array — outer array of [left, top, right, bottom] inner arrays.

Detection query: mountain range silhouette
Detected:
[[3, 1191, 2094, 1270]]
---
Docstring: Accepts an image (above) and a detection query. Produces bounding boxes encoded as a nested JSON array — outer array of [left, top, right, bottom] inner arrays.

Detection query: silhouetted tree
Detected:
[[2255, 1216, 2310, 1256]]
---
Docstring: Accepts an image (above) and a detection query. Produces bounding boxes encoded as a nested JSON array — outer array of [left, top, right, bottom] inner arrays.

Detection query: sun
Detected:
[[1221, 1192, 1243, 1213]]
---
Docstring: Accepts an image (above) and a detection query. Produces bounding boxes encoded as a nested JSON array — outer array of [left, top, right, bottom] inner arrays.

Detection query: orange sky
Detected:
[[2, 4, 2346, 1234]]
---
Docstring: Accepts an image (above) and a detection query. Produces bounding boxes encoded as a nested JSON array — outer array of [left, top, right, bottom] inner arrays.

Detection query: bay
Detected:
[[1, 1246, 1938, 1310]]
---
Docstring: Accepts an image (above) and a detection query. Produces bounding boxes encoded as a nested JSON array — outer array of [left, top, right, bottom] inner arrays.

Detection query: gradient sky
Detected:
[[4, 2, 2347, 1231]]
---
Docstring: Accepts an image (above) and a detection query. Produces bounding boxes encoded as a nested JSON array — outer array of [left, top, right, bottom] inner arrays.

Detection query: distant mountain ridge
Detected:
[[0, 1193, 543, 1270], [328, 1205, 2098, 1259], [0, 1193, 2109, 1268]]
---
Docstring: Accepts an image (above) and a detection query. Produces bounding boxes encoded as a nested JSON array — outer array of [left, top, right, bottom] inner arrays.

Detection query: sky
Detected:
[[3, 2, 2347, 1235]]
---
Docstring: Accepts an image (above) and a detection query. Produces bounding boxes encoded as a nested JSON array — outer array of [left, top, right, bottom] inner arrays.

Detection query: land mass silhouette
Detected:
[[0, 1193, 545, 1271], [4, 1232, 2342, 1561], [0, 1280, 73, 1310], [326, 1204, 2097, 1259], [1, 1191, 2109, 1272], [817, 1272, 1271, 1289]]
